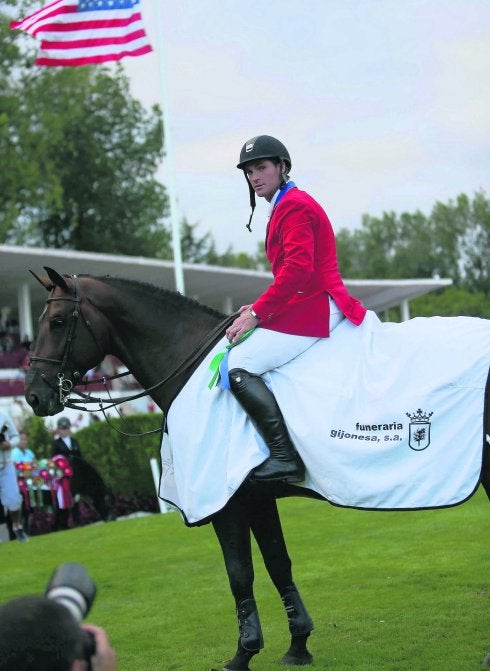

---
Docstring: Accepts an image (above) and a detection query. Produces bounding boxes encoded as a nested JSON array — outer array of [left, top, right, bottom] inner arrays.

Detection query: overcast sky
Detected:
[[122, 0, 489, 255]]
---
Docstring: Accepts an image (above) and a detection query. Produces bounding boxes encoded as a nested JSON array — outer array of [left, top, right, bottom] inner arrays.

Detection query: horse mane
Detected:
[[90, 275, 226, 320]]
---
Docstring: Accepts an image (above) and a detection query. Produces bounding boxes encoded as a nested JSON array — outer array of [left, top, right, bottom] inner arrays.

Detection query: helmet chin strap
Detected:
[[245, 172, 256, 232]]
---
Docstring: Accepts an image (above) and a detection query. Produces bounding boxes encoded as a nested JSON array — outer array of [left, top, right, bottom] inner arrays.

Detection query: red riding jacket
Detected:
[[252, 187, 366, 336]]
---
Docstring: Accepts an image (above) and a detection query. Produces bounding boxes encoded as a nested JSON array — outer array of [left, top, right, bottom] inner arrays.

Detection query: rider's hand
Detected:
[[226, 308, 259, 343]]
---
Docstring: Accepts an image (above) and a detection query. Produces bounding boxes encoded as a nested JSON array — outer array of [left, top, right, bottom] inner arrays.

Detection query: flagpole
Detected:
[[154, 1, 185, 295]]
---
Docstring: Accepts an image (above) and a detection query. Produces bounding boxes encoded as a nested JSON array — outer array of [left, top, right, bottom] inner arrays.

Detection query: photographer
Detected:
[[0, 597, 116, 671], [0, 409, 27, 542], [0, 564, 117, 671]]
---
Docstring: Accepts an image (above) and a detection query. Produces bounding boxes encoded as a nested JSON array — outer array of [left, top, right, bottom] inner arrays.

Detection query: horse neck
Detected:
[[89, 279, 223, 411]]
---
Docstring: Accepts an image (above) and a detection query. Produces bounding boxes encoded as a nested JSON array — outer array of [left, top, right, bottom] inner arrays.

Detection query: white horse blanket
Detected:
[[159, 311, 490, 525]]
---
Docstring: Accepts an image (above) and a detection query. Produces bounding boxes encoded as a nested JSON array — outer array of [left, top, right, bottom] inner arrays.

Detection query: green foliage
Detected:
[[460, 191, 490, 296], [179, 218, 263, 268], [410, 286, 490, 318], [336, 190, 490, 295], [1, 9, 170, 257], [73, 413, 163, 497], [21, 412, 163, 496], [0, 490, 488, 670], [204, 243, 262, 269], [23, 414, 52, 458]]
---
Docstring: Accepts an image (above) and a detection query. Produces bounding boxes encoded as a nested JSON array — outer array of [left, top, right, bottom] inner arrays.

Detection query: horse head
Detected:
[[25, 268, 109, 416]]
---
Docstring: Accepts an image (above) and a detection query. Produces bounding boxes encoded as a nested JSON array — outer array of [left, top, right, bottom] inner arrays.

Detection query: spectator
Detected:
[[10, 431, 37, 537], [0, 410, 28, 542], [1, 335, 14, 353], [11, 431, 35, 464], [51, 417, 82, 530], [52, 417, 82, 459], [0, 595, 117, 671]]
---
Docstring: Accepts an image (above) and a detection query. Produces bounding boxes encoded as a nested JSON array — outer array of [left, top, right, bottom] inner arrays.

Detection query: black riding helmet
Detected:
[[237, 135, 292, 231]]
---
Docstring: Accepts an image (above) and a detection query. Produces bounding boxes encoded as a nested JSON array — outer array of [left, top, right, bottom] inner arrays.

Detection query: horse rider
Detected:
[[225, 134, 367, 483]]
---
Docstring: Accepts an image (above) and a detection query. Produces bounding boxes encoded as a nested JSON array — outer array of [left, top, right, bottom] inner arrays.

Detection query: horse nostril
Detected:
[[27, 392, 40, 410]]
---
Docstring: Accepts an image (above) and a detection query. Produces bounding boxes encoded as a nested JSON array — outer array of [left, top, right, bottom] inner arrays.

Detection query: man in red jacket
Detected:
[[226, 135, 366, 483]]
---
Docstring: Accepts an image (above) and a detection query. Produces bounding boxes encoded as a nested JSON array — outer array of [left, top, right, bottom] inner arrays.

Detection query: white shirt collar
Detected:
[[268, 188, 281, 218]]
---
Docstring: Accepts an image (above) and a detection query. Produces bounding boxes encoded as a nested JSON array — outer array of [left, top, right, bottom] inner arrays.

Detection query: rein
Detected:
[[67, 309, 237, 412], [29, 274, 237, 436]]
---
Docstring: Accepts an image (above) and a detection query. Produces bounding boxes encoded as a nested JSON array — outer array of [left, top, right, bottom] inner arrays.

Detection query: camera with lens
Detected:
[[45, 563, 98, 663], [0, 424, 8, 444]]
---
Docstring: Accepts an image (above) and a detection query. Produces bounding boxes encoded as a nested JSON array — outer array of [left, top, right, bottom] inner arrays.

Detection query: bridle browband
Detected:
[[29, 274, 237, 420]]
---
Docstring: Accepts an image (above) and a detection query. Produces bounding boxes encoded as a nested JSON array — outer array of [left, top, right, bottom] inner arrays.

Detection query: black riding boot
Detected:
[[279, 585, 314, 666], [228, 369, 305, 483]]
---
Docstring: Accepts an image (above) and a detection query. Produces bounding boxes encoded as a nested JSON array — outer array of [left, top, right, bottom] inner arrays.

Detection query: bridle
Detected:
[[29, 275, 106, 407], [28, 274, 237, 424]]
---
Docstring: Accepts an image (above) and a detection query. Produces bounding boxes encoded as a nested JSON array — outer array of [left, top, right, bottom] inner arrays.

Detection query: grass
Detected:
[[0, 489, 489, 671]]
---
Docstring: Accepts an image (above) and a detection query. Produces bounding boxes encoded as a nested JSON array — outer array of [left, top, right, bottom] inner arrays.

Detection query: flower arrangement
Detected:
[[16, 455, 74, 510]]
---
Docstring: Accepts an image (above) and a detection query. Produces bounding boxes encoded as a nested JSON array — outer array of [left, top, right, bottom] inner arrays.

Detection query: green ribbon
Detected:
[[208, 328, 255, 389]]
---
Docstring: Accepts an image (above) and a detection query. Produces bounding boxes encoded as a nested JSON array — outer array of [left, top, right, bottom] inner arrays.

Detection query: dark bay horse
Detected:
[[24, 268, 490, 670], [25, 268, 317, 670]]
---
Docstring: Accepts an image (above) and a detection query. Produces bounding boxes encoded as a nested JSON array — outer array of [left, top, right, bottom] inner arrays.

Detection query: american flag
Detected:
[[10, 0, 152, 67]]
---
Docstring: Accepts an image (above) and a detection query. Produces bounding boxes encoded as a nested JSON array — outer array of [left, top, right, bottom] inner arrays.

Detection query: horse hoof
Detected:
[[279, 650, 313, 666]]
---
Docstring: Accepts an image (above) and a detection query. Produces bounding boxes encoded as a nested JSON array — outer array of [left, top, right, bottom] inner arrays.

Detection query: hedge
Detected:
[[73, 413, 164, 498], [23, 413, 164, 499]]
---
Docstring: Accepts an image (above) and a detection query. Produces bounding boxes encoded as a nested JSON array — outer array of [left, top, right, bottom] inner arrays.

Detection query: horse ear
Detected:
[[44, 267, 69, 290], [29, 270, 53, 292]]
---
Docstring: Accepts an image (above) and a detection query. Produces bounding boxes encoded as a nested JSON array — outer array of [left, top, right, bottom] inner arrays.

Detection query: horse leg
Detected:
[[212, 491, 264, 671], [482, 373, 490, 501], [245, 484, 314, 666], [483, 437, 490, 502]]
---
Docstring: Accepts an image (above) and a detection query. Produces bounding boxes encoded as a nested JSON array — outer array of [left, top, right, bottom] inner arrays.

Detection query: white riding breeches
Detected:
[[226, 297, 345, 376]]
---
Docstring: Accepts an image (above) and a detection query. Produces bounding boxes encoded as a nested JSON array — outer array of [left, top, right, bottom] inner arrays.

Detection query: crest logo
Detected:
[[245, 142, 254, 153], [406, 408, 433, 451]]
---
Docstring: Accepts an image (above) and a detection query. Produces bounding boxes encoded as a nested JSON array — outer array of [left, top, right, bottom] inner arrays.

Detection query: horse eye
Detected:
[[51, 317, 65, 330]]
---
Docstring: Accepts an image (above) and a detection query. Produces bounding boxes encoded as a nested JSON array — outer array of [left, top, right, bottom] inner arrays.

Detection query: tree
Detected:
[[23, 415, 52, 459], [0, 4, 40, 242], [336, 190, 489, 292], [1, 8, 170, 257], [410, 286, 490, 319], [460, 191, 490, 296]]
